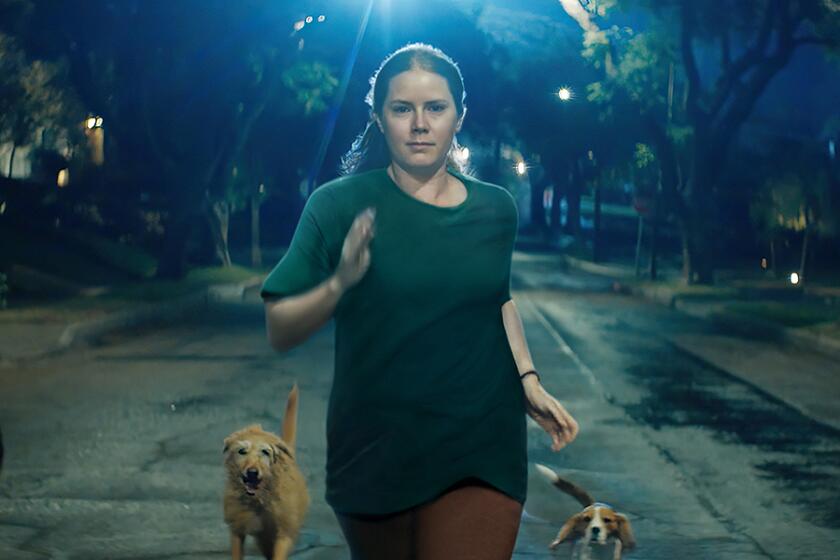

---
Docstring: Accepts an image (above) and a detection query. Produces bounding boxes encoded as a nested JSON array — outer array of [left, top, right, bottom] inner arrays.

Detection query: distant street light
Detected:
[[790, 272, 800, 285], [516, 161, 527, 176], [83, 115, 105, 165], [557, 87, 573, 101]]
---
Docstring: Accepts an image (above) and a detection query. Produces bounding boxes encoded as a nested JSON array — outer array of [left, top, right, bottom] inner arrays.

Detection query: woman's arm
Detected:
[[264, 275, 345, 352], [501, 299, 539, 389], [501, 298, 580, 451], [265, 207, 375, 352]]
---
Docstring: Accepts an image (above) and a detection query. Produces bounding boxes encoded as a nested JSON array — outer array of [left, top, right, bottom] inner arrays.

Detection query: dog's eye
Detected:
[[604, 518, 613, 523], [238, 448, 247, 455], [261, 449, 271, 457]]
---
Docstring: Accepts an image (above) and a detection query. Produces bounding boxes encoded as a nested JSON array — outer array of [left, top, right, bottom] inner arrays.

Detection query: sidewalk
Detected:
[[0, 276, 264, 367], [557, 251, 840, 432]]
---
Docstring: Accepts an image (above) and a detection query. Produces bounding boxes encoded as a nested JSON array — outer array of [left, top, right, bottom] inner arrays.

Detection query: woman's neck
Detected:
[[388, 162, 452, 200]]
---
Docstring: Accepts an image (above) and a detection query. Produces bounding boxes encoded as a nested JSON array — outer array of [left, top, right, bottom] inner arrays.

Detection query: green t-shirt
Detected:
[[261, 166, 527, 515]]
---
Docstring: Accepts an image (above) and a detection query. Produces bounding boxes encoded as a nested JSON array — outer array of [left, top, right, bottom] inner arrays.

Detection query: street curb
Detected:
[[561, 254, 637, 280], [664, 337, 840, 434], [5, 275, 265, 366], [560, 256, 840, 362], [632, 282, 840, 362]]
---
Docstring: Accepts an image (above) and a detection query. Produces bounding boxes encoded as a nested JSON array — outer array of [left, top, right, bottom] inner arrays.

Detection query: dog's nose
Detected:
[[246, 468, 259, 478], [591, 526, 600, 535]]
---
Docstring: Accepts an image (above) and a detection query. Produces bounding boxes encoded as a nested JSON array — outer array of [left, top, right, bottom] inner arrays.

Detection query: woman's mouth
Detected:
[[407, 142, 434, 150]]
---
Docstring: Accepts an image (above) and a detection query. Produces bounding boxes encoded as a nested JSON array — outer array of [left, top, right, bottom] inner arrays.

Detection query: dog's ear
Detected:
[[223, 436, 234, 454], [615, 513, 636, 549], [273, 443, 293, 463], [549, 513, 583, 550]]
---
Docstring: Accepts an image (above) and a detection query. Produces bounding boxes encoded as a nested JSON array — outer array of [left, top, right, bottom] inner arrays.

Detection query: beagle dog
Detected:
[[536, 463, 636, 560]]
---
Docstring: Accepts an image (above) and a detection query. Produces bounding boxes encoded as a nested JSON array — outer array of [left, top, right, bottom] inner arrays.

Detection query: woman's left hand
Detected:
[[522, 376, 579, 451]]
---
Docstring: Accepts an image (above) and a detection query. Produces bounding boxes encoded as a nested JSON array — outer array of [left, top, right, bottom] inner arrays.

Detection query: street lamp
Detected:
[[83, 115, 105, 166], [515, 161, 527, 176], [557, 87, 573, 101]]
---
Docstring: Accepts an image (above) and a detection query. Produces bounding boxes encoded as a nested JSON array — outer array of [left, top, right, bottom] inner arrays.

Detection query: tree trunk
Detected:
[[530, 177, 546, 233], [7, 144, 16, 178], [680, 219, 714, 284], [206, 200, 232, 267], [251, 193, 262, 269], [565, 158, 582, 236], [157, 212, 195, 279], [799, 228, 810, 283], [770, 239, 777, 278], [550, 186, 562, 235], [592, 180, 602, 263], [679, 145, 721, 285]]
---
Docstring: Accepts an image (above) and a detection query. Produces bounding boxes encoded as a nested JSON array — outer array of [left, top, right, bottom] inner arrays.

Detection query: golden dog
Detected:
[[223, 384, 309, 560]]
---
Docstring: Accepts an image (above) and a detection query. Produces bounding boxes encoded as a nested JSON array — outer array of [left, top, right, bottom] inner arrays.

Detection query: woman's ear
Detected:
[[616, 513, 636, 549], [456, 106, 467, 133]]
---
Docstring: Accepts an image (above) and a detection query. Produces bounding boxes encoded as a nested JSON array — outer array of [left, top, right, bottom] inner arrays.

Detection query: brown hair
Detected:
[[340, 43, 468, 175]]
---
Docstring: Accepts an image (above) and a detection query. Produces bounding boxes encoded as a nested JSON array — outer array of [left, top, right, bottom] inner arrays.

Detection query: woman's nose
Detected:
[[412, 112, 428, 132]]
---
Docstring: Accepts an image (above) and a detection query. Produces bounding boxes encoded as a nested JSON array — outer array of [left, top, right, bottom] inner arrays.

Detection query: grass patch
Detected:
[[103, 264, 262, 302], [0, 264, 265, 323], [723, 301, 840, 328], [65, 231, 158, 279]]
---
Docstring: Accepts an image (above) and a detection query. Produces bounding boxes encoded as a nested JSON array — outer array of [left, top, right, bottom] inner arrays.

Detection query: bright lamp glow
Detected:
[[557, 87, 573, 101], [293, 20, 305, 31], [305, 16, 314, 23], [57, 168, 70, 188], [318, 15, 326, 22], [790, 272, 800, 285], [461, 147, 470, 160], [86, 117, 97, 129], [516, 162, 527, 176]]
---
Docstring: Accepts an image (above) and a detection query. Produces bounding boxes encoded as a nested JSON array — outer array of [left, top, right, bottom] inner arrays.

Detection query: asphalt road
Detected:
[[0, 251, 838, 559]]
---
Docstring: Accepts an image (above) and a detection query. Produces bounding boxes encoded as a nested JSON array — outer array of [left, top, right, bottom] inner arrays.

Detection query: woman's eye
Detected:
[[392, 106, 410, 113], [428, 104, 445, 112], [238, 449, 247, 455]]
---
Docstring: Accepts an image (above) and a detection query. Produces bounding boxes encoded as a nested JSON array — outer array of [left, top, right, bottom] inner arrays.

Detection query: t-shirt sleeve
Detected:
[[261, 188, 337, 300], [499, 188, 519, 306]]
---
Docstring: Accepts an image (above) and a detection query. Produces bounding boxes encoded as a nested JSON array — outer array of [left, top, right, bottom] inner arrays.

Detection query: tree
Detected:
[[557, 0, 840, 283], [750, 146, 837, 282], [0, 33, 79, 178], [22, 1, 340, 277]]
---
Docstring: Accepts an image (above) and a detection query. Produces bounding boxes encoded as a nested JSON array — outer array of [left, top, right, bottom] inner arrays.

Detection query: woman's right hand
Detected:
[[334, 207, 376, 293]]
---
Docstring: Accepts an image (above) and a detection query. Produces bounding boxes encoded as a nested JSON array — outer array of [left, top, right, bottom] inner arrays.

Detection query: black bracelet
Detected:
[[519, 370, 540, 382]]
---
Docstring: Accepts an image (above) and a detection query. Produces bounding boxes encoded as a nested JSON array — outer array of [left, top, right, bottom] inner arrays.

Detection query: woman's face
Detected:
[[377, 68, 463, 173]]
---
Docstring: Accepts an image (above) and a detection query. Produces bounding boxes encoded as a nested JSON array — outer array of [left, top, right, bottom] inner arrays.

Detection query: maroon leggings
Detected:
[[334, 478, 523, 560]]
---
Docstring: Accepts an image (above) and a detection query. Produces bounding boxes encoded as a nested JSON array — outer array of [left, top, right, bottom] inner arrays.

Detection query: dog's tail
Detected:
[[535, 463, 594, 507], [282, 383, 299, 450]]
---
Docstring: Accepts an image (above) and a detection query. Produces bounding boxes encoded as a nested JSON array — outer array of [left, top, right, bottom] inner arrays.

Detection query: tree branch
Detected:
[[793, 34, 835, 48], [681, 0, 704, 122], [721, 27, 731, 70], [707, 0, 780, 118]]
